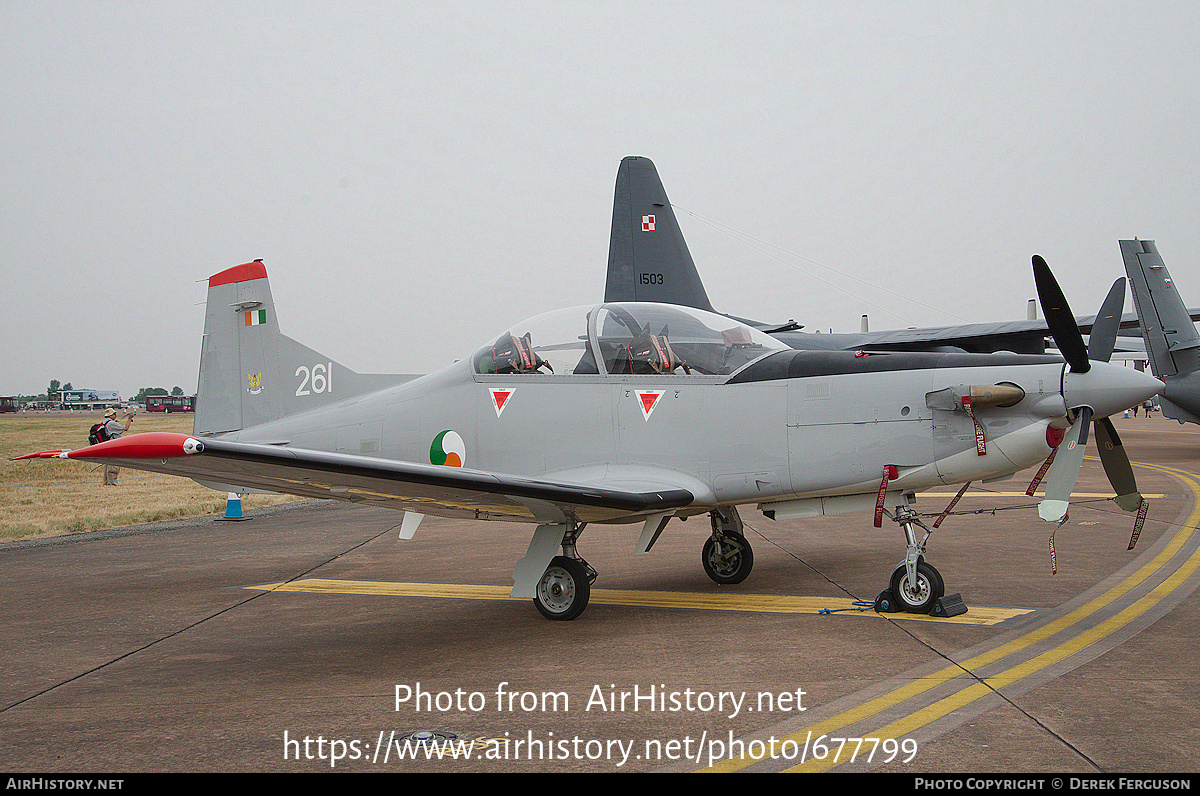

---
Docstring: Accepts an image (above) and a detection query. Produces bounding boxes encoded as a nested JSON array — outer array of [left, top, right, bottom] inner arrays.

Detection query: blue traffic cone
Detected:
[[217, 491, 249, 521]]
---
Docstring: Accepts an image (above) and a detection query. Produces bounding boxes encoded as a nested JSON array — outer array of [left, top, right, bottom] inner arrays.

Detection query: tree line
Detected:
[[12, 380, 187, 403]]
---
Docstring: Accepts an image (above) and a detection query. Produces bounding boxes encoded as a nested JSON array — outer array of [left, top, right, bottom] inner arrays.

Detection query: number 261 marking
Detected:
[[296, 363, 332, 396]]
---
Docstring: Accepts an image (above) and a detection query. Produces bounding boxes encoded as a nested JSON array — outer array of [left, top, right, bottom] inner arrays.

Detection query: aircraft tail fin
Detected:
[[194, 260, 410, 435], [1120, 240, 1200, 379], [604, 156, 715, 312]]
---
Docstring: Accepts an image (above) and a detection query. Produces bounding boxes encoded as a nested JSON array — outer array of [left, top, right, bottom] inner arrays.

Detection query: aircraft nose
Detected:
[[1062, 361, 1163, 418]]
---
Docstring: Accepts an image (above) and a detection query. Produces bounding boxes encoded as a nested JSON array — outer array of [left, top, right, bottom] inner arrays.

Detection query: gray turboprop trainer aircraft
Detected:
[[15, 255, 1160, 622]]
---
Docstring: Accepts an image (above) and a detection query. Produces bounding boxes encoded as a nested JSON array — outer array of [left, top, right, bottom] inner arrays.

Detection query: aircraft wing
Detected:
[[851, 319, 1052, 352], [846, 312, 1145, 354], [12, 433, 695, 524]]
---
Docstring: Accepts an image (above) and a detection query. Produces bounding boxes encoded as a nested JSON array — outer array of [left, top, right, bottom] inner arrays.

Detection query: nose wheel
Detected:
[[888, 559, 944, 613]]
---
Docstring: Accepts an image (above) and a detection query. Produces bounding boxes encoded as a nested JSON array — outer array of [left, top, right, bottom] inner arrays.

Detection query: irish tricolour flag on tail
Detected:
[[244, 309, 267, 326]]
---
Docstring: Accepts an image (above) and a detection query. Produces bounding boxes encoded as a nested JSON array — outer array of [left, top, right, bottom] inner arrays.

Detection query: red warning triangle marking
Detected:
[[637, 390, 664, 420], [490, 388, 514, 417]]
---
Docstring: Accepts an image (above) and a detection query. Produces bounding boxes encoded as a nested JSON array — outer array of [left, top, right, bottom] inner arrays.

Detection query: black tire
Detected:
[[889, 561, 945, 614], [702, 532, 754, 585], [533, 556, 591, 620]]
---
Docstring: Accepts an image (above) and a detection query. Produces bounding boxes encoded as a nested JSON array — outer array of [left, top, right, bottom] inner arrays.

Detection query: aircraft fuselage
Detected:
[[225, 347, 1075, 523]]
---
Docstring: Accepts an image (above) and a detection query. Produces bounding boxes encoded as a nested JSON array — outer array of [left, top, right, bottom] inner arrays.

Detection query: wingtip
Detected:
[[9, 450, 70, 461], [64, 433, 200, 460]]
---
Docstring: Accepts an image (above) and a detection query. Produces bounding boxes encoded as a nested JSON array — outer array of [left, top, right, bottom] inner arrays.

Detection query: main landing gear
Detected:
[[534, 556, 594, 620], [528, 523, 596, 621], [702, 507, 754, 585], [522, 507, 756, 620]]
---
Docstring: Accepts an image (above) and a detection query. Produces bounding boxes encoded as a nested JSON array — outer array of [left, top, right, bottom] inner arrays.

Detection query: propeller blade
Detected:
[[1076, 405, 1092, 446], [1038, 406, 1092, 522], [1094, 417, 1144, 512], [1033, 255, 1090, 373], [1088, 277, 1126, 364]]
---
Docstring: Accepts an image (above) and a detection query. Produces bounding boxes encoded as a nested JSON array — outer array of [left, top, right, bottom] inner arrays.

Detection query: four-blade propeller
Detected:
[[1031, 256, 1147, 521]]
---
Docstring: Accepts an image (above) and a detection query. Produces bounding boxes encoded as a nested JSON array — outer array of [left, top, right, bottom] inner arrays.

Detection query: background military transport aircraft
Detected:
[[15, 246, 1160, 623], [606, 156, 1147, 356], [1121, 239, 1200, 426]]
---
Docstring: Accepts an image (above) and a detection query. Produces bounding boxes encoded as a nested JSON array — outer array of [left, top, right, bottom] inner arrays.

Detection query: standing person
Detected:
[[97, 408, 134, 484]]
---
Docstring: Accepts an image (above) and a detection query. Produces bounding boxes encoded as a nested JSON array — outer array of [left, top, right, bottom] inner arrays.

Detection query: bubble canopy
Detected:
[[474, 302, 788, 377]]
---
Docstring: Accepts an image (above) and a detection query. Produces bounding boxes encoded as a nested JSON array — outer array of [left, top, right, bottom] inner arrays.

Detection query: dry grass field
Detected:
[[1, 410, 302, 542]]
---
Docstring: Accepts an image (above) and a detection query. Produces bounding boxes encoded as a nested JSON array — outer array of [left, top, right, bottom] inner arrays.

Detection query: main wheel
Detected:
[[533, 556, 591, 620], [889, 561, 944, 614], [702, 533, 754, 585]]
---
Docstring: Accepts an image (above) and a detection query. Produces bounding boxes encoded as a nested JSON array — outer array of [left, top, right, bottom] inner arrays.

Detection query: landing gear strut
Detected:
[[883, 505, 945, 613], [702, 507, 754, 585]]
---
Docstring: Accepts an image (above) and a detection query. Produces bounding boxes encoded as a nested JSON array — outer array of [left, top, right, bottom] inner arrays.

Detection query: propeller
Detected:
[[1088, 276, 1145, 512], [1087, 276, 1126, 364], [1031, 257, 1150, 521], [1033, 255, 1092, 374]]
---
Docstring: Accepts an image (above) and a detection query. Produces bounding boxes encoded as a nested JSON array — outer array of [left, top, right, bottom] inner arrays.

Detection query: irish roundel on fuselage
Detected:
[[430, 430, 466, 467]]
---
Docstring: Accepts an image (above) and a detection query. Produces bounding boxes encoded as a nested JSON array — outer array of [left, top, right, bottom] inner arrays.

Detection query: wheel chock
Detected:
[[876, 590, 968, 617], [930, 593, 968, 618], [873, 589, 902, 613]]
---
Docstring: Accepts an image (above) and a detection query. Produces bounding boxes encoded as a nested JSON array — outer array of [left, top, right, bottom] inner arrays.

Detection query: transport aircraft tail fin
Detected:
[[604, 156, 716, 312], [1120, 239, 1200, 424], [194, 260, 412, 435]]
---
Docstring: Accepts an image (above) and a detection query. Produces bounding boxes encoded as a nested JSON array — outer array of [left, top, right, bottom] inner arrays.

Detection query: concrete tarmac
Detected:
[[1, 415, 1197, 773]]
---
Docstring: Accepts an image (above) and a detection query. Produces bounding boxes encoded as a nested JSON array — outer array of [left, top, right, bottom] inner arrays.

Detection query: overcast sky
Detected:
[[3, 1, 1199, 399]]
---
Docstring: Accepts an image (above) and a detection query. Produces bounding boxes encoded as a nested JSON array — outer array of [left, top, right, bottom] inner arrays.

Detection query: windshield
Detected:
[[473, 303, 786, 377]]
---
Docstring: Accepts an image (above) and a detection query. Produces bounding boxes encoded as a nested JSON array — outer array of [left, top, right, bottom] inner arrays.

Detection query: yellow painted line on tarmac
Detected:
[[245, 578, 1028, 626], [919, 492, 1166, 498], [253, 579, 515, 601], [787, 525, 1200, 774], [703, 462, 1200, 773]]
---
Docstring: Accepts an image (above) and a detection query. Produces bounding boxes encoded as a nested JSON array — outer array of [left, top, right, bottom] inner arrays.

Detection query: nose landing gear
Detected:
[[876, 505, 963, 616], [888, 559, 944, 613]]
